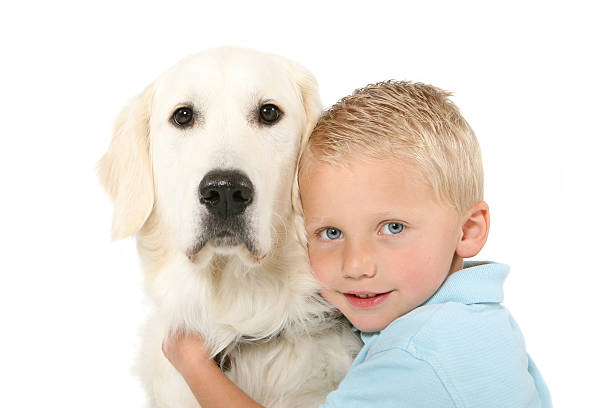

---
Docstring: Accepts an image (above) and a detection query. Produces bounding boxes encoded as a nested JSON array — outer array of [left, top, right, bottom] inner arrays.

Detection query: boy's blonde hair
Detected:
[[299, 81, 483, 214]]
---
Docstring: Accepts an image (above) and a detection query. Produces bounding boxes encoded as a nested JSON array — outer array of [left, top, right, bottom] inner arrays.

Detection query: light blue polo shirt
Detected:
[[321, 261, 552, 408]]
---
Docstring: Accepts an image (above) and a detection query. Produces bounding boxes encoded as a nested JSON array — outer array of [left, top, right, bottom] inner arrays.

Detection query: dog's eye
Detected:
[[259, 104, 282, 125], [172, 107, 194, 127]]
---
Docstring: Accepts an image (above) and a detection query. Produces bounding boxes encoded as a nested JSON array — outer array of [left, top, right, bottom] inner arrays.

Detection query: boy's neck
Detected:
[[449, 254, 464, 276]]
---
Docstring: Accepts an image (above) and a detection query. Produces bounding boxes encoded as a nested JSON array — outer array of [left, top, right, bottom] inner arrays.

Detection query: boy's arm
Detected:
[[181, 358, 264, 408], [162, 331, 264, 408]]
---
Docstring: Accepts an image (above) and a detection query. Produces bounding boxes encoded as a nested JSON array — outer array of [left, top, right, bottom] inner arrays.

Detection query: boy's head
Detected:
[[300, 81, 483, 215], [297, 81, 490, 333]]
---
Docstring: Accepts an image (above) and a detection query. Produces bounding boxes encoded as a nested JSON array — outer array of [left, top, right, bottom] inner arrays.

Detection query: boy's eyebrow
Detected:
[[303, 217, 335, 232], [304, 218, 325, 228], [304, 212, 405, 228], [372, 211, 401, 219]]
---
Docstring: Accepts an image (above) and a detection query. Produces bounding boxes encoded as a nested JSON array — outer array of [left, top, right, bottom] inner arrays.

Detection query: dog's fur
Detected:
[[99, 47, 361, 407]]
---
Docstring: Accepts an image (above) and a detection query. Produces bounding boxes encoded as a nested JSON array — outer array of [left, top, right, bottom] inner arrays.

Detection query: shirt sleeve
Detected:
[[320, 347, 457, 408]]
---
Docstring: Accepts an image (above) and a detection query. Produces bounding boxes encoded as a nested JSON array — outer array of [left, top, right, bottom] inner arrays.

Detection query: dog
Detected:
[[99, 47, 362, 407]]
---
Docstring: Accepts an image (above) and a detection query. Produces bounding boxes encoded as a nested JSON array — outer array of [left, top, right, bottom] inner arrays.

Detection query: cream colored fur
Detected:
[[99, 47, 361, 407]]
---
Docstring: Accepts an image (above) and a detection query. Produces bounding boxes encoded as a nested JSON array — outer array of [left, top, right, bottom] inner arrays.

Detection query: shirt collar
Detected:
[[424, 261, 509, 306], [358, 261, 509, 342]]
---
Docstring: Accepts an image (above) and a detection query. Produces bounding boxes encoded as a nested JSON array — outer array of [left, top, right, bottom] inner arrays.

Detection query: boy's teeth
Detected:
[[355, 294, 377, 298]]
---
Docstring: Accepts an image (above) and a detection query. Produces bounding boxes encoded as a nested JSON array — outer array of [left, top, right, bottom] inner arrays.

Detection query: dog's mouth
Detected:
[[187, 232, 245, 256], [186, 220, 261, 263], [209, 231, 242, 247]]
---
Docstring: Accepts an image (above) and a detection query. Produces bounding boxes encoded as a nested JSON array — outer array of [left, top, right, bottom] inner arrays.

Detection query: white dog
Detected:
[[99, 47, 361, 407]]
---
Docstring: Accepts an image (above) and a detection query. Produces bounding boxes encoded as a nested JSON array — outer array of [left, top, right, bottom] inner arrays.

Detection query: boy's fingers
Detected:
[[162, 330, 210, 362], [161, 337, 171, 358], [161, 331, 181, 356]]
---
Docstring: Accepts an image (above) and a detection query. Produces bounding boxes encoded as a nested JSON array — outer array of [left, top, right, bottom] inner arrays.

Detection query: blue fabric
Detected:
[[321, 261, 552, 408]]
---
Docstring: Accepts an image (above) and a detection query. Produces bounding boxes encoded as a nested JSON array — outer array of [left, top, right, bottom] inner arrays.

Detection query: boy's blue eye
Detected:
[[319, 227, 343, 240], [381, 222, 404, 235]]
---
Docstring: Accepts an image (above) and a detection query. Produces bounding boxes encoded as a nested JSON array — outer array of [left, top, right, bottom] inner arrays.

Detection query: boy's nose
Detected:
[[342, 240, 377, 279]]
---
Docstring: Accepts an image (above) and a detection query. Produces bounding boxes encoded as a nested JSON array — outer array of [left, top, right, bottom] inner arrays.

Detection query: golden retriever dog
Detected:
[[99, 47, 361, 407]]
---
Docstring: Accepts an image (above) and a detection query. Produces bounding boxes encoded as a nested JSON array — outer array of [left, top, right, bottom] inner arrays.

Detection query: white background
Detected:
[[1, 1, 610, 406]]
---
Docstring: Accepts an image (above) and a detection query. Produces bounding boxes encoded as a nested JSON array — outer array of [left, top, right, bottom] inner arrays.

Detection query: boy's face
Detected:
[[300, 156, 464, 333]]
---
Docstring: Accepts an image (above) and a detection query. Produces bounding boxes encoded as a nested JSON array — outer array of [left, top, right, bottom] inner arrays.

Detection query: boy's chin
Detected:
[[347, 315, 393, 334]]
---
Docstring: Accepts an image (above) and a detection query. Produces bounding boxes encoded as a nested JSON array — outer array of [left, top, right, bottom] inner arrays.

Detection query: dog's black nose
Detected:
[[199, 170, 254, 217]]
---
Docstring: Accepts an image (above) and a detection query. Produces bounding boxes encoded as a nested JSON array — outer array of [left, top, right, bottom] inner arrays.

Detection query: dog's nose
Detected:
[[198, 170, 254, 217]]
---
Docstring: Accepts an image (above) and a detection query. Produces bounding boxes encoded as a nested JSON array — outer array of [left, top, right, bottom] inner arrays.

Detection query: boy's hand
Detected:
[[162, 330, 210, 375], [162, 329, 264, 408]]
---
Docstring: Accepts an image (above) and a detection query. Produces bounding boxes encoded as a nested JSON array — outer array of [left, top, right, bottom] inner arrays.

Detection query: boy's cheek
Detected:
[[309, 261, 332, 288], [308, 244, 342, 288], [319, 288, 339, 306], [308, 252, 329, 280]]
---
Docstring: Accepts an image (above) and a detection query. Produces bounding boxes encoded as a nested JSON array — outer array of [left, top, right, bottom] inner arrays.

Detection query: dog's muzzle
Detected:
[[187, 169, 258, 259]]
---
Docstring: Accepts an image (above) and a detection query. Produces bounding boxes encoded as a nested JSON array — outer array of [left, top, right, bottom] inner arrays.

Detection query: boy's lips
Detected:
[[343, 291, 392, 309]]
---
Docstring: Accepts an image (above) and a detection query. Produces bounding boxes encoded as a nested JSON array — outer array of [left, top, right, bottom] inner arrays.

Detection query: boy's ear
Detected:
[[456, 201, 490, 258]]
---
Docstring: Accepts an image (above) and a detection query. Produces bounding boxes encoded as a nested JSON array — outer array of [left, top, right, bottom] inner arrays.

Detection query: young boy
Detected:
[[163, 81, 552, 407]]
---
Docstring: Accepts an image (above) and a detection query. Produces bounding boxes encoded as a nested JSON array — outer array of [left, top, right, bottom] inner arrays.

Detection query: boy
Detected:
[[163, 81, 552, 407]]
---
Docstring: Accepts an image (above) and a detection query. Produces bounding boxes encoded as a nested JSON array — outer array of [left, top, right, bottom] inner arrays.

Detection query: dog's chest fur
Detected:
[[138, 231, 361, 407]]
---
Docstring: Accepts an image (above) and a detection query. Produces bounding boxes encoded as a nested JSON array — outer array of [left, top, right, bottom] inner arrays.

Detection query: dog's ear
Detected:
[[287, 62, 322, 246], [291, 63, 322, 151], [98, 83, 156, 240]]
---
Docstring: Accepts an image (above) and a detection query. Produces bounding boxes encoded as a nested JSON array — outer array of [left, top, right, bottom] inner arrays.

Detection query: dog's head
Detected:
[[99, 47, 320, 265]]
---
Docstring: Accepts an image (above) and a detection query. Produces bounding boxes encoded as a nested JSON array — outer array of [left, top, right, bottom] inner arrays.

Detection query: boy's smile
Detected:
[[300, 156, 465, 333]]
